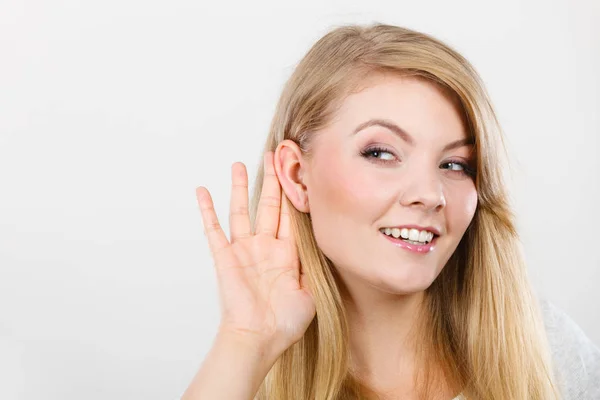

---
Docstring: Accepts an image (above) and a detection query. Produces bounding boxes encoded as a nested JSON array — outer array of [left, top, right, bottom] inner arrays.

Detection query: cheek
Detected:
[[306, 154, 387, 262], [309, 156, 384, 216], [446, 182, 478, 232]]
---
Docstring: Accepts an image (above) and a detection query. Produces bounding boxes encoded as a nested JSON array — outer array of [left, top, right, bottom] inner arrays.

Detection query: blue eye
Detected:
[[442, 162, 464, 171], [440, 161, 475, 177]]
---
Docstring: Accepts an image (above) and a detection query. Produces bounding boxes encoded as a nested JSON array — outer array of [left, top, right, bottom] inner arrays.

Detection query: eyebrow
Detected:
[[352, 118, 474, 152]]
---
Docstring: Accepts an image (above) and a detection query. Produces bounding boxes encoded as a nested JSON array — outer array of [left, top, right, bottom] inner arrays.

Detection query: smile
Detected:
[[379, 227, 439, 253], [379, 227, 435, 244]]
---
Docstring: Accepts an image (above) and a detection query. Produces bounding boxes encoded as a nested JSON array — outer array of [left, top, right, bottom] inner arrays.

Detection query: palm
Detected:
[[214, 235, 314, 342], [196, 151, 315, 352]]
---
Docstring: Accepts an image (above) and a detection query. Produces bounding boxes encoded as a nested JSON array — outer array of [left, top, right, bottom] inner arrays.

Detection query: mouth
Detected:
[[379, 228, 440, 255], [379, 226, 439, 244]]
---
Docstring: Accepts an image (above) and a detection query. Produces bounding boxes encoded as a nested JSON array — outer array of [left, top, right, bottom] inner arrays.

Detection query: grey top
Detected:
[[540, 299, 600, 399], [452, 299, 600, 400]]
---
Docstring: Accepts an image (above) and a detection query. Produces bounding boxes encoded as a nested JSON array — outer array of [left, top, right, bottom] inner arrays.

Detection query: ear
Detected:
[[273, 139, 310, 213]]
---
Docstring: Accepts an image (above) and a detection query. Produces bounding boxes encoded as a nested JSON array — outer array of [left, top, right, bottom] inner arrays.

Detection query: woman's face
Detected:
[[303, 73, 478, 295]]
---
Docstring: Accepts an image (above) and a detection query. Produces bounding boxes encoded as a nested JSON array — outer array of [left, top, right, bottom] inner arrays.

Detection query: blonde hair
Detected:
[[249, 23, 560, 400]]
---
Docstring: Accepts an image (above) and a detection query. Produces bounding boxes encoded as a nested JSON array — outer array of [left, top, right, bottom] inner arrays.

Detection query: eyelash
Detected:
[[359, 146, 476, 178]]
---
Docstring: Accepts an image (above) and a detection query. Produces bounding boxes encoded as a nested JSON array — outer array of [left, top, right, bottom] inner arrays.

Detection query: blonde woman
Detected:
[[184, 24, 600, 399]]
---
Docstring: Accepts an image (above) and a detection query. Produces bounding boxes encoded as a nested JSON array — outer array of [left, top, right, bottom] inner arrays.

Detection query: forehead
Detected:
[[328, 73, 469, 141]]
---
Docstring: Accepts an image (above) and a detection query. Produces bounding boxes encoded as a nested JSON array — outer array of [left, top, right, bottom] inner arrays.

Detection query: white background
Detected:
[[0, 0, 598, 399]]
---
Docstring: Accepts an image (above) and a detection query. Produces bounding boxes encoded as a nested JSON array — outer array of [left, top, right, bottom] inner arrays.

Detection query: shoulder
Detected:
[[538, 298, 600, 400]]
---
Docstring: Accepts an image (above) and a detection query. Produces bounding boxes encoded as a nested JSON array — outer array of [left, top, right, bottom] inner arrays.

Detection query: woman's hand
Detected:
[[195, 151, 315, 358]]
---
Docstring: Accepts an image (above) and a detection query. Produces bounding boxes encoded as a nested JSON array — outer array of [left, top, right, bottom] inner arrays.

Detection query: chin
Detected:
[[373, 281, 433, 296], [368, 263, 441, 295]]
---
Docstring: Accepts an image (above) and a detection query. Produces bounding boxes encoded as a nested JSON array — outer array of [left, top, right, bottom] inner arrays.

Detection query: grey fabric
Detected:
[[540, 299, 600, 400]]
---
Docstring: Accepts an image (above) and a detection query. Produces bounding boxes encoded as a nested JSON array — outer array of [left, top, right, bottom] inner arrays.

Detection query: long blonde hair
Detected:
[[249, 23, 560, 400]]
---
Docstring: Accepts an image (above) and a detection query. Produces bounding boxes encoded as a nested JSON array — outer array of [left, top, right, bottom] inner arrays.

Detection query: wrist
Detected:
[[214, 328, 282, 369], [181, 330, 279, 400]]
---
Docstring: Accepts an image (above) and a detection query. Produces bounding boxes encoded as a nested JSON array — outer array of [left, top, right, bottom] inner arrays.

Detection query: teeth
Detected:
[[380, 227, 436, 244], [408, 229, 419, 241]]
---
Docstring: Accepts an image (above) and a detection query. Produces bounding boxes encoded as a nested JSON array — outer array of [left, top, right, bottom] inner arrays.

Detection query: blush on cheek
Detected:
[[465, 189, 478, 218], [313, 157, 367, 207], [458, 189, 478, 230], [326, 167, 387, 219], [444, 183, 478, 236]]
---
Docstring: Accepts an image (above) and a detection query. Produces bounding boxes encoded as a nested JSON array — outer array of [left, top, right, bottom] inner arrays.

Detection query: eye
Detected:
[[441, 161, 464, 171], [360, 146, 397, 163], [440, 160, 476, 177]]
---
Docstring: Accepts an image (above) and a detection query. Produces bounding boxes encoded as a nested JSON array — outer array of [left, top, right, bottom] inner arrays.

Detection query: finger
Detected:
[[196, 186, 230, 256], [255, 152, 282, 236], [229, 162, 251, 242], [276, 192, 295, 248]]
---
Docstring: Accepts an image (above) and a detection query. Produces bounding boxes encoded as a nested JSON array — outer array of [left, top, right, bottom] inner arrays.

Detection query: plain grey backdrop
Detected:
[[0, 0, 598, 399]]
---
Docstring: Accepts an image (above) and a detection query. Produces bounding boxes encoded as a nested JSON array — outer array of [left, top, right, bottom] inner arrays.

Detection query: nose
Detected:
[[398, 166, 446, 212]]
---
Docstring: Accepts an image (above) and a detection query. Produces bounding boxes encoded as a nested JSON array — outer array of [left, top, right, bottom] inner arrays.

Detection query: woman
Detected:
[[184, 24, 600, 399]]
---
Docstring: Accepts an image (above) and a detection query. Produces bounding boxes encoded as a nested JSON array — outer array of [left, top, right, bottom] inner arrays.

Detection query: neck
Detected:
[[336, 270, 428, 393]]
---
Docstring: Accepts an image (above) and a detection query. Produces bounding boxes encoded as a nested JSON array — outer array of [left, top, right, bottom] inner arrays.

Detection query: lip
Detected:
[[380, 230, 438, 254]]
